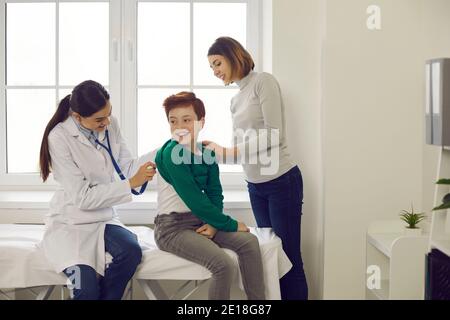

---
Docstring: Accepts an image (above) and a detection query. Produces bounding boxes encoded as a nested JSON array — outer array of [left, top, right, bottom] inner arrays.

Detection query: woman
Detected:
[[205, 37, 308, 300], [39, 80, 156, 300]]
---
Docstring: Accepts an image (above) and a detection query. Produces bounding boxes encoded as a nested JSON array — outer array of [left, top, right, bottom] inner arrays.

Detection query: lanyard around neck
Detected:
[[95, 129, 147, 196]]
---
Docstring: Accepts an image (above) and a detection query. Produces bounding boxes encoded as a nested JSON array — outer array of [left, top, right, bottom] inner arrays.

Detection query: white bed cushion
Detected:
[[0, 224, 292, 299]]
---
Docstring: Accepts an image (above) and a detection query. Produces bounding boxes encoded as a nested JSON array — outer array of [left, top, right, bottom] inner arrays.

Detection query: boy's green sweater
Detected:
[[155, 139, 238, 232]]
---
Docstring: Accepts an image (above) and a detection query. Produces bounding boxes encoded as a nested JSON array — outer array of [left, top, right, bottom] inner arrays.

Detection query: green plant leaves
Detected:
[[432, 202, 450, 211], [443, 193, 450, 204], [433, 180, 450, 210], [399, 208, 426, 228]]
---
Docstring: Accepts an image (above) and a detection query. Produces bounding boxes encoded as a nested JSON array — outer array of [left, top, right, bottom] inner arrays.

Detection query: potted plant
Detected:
[[432, 179, 450, 211], [399, 204, 426, 236]]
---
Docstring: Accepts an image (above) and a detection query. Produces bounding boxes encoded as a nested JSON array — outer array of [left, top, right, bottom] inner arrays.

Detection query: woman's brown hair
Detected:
[[207, 36, 255, 81]]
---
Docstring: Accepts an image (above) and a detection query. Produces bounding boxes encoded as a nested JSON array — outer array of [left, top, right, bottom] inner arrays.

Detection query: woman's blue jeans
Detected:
[[247, 165, 308, 300], [63, 224, 142, 300]]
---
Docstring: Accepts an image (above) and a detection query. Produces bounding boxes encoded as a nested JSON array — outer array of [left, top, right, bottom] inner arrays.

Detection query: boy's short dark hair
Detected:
[[163, 91, 205, 120]]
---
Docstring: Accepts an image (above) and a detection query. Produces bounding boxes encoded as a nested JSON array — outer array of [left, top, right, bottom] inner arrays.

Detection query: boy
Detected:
[[154, 91, 265, 300]]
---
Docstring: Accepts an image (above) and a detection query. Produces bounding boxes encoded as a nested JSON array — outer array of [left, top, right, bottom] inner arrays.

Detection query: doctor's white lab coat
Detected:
[[40, 115, 156, 275]]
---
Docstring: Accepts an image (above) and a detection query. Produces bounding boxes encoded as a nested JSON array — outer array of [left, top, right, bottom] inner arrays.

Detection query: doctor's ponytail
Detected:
[[39, 80, 110, 182], [39, 94, 71, 182]]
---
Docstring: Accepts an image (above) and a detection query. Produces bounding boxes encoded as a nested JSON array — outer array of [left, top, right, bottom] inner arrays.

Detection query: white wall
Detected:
[[272, 0, 325, 300], [422, 0, 450, 215], [322, 0, 426, 299], [271, 0, 450, 299]]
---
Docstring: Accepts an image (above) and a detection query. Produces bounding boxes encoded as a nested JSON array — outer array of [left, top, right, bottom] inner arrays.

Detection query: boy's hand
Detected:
[[237, 221, 250, 232], [196, 224, 218, 239]]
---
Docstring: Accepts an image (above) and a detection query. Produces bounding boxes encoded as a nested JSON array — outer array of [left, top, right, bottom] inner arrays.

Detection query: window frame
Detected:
[[0, 0, 261, 190]]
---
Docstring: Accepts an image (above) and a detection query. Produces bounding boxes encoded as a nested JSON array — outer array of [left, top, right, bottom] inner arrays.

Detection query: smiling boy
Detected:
[[153, 91, 265, 300]]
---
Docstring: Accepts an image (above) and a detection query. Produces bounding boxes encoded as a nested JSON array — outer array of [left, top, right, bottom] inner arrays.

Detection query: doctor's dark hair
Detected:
[[207, 37, 255, 81], [39, 80, 110, 182]]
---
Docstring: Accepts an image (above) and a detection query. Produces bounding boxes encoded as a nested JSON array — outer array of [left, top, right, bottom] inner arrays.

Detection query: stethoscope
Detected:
[[95, 129, 147, 196]]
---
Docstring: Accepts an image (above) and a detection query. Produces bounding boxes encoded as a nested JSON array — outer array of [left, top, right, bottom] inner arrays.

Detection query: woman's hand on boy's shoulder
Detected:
[[202, 140, 222, 153], [202, 140, 238, 163]]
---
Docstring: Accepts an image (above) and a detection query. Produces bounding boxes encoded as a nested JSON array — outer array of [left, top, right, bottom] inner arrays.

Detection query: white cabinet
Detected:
[[366, 220, 429, 300], [426, 147, 450, 299], [429, 147, 450, 257]]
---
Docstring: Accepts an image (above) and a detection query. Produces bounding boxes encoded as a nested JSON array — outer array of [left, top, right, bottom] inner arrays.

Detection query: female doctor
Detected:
[[39, 80, 156, 300]]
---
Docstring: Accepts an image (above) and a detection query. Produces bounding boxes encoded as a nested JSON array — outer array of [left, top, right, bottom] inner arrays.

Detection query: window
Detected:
[[0, 0, 261, 188]]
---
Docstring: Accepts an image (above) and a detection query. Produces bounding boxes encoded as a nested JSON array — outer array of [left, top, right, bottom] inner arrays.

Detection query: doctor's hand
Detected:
[[129, 161, 156, 189], [196, 224, 217, 239], [237, 221, 250, 232]]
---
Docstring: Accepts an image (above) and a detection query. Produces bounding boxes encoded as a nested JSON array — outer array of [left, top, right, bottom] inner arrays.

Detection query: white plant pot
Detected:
[[403, 227, 422, 236]]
